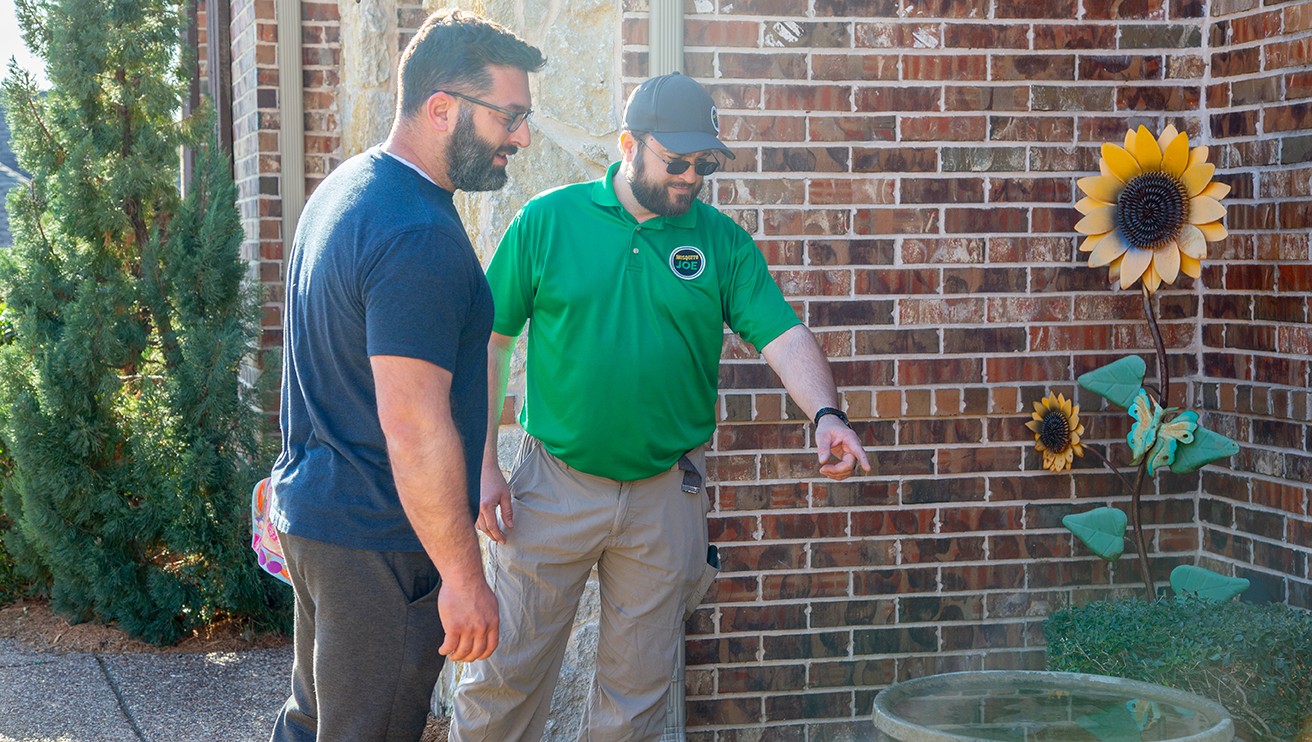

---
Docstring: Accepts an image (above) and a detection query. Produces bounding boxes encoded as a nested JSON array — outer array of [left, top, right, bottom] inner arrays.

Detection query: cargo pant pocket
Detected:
[[684, 545, 720, 621]]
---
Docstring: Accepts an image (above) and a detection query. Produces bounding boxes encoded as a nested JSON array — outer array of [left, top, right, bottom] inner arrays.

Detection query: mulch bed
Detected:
[[0, 598, 450, 740], [0, 600, 291, 658], [0, 598, 292, 655]]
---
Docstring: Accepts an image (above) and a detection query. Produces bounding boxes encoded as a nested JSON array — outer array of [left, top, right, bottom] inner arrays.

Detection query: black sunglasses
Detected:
[[636, 137, 721, 176], [433, 90, 532, 132]]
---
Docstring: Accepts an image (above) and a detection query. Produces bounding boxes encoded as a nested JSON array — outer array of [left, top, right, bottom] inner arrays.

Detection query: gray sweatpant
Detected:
[[449, 435, 713, 742], [269, 532, 446, 742]]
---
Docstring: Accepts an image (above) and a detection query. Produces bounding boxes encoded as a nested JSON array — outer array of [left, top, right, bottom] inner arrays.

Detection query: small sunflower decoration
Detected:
[[1027, 393, 1086, 473], [1074, 124, 1229, 293]]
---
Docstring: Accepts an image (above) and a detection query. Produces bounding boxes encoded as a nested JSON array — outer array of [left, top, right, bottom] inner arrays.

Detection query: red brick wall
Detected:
[[1198, 0, 1312, 608], [195, 4, 209, 90], [230, 0, 425, 411], [300, 0, 341, 195], [233, 0, 427, 389], [229, 0, 282, 376], [617, 0, 1311, 737]]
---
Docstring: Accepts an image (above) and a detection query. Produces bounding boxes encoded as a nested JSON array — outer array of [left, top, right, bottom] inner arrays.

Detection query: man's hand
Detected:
[[437, 578, 500, 661], [759, 325, 872, 481], [477, 466, 514, 543], [816, 415, 871, 481]]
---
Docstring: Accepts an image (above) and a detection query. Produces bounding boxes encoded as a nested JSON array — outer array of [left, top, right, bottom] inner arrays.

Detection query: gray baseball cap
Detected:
[[623, 72, 735, 159]]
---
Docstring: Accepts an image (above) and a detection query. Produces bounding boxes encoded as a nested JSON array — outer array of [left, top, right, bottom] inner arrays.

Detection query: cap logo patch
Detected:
[[670, 246, 706, 280], [710, 105, 720, 134]]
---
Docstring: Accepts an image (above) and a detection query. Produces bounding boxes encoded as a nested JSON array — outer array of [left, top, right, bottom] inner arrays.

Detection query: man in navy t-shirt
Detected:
[[266, 10, 545, 741]]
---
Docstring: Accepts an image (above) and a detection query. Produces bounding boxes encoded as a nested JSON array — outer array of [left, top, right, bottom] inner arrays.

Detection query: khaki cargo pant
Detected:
[[449, 434, 713, 742]]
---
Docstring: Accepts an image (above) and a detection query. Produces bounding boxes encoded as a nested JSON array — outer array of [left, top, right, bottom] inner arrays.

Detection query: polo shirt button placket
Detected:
[[627, 228, 643, 272]]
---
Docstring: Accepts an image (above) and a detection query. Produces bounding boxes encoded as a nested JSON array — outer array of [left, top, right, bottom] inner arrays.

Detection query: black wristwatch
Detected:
[[813, 406, 849, 427]]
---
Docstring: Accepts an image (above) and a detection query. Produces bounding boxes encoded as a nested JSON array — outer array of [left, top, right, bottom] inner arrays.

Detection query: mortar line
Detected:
[[95, 654, 149, 742]]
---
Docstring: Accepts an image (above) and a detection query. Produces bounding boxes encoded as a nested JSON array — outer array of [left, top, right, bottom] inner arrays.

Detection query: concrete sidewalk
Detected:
[[0, 638, 291, 742]]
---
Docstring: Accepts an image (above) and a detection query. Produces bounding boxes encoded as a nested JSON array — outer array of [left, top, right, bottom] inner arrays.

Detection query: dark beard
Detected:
[[446, 108, 515, 192], [627, 150, 701, 217]]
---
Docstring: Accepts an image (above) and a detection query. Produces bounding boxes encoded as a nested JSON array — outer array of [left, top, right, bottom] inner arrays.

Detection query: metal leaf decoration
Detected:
[[1063, 507, 1128, 561], [1077, 356, 1147, 410], [1170, 565, 1249, 602], [1169, 426, 1240, 474]]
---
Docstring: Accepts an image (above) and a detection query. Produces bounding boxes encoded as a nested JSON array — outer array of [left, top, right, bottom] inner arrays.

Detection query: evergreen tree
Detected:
[[0, 0, 290, 642]]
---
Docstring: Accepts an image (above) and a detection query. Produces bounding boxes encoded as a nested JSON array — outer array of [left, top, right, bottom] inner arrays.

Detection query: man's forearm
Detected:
[[373, 355, 486, 586], [760, 324, 841, 419], [759, 324, 871, 478], [389, 417, 485, 585], [483, 332, 516, 473]]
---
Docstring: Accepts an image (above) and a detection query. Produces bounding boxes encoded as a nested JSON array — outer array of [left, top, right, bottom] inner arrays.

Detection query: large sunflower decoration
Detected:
[[1074, 124, 1229, 293], [1027, 393, 1085, 473], [1027, 126, 1242, 601]]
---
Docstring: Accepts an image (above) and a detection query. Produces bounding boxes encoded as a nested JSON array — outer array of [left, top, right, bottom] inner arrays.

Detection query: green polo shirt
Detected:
[[487, 161, 801, 481]]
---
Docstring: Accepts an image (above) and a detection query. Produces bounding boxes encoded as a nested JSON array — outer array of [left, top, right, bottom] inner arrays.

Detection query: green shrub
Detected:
[[0, 0, 292, 642], [1046, 597, 1312, 742], [0, 395, 23, 607], [0, 516, 30, 606]]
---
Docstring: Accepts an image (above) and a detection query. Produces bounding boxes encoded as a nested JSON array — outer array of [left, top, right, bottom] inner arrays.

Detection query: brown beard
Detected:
[[446, 107, 517, 192], [627, 149, 702, 217]]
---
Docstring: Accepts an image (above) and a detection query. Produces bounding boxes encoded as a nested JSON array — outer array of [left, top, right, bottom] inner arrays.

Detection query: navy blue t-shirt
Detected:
[[269, 147, 493, 552]]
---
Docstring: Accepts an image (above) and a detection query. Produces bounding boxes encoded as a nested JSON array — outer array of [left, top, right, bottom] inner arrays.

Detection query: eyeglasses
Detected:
[[433, 90, 532, 132], [635, 137, 721, 176]]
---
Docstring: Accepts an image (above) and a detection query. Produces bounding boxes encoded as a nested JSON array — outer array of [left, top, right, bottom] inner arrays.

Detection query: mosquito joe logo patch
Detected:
[[710, 105, 720, 134], [669, 246, 705, 280]]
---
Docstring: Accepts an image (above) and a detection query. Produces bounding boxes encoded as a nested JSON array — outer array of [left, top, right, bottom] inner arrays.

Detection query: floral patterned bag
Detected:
[[251, 477, 292, 586]]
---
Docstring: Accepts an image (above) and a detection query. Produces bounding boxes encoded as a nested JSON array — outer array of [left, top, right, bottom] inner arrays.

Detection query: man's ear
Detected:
[[425, 92, 456, 134], [619, 131, 638, 163]]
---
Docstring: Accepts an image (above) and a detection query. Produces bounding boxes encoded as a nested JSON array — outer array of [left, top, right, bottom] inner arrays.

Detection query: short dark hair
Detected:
[[397, 9, 546, 120]]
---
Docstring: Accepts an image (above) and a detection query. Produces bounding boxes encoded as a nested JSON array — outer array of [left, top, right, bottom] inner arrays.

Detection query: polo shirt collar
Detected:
[[592, 161, 698, 230]]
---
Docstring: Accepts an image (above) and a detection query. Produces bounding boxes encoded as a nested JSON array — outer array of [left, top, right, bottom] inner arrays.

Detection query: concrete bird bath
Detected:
[[872, 671, 1234, 742]]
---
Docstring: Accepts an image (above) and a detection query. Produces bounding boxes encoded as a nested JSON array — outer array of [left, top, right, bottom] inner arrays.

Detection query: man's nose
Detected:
[[509, 121, 531, 149]]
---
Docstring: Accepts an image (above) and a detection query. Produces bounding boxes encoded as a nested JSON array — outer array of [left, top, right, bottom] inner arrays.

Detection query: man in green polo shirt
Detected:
[[449, 73, 870, 742]]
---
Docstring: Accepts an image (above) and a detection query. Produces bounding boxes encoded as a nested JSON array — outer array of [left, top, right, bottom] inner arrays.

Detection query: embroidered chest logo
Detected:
[[669, 246, 706, 280]]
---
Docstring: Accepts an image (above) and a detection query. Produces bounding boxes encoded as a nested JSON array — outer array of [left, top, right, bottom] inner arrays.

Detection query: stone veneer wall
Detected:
[[224, 0, 1312, 737]]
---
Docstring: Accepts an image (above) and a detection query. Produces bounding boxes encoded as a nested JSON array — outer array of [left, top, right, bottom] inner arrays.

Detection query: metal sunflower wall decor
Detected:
[[1075, 124, 1230, 294], [1030, 125, 1245, 602]]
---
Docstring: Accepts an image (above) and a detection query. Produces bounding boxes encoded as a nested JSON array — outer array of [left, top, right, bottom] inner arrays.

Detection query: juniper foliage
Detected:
[[0, 0, 290, 642]]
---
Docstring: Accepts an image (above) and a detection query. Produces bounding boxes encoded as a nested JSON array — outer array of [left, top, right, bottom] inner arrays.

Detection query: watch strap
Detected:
[[813, 406, 849, 427]]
